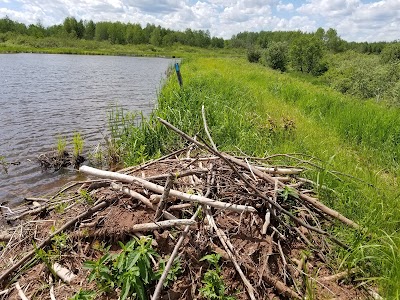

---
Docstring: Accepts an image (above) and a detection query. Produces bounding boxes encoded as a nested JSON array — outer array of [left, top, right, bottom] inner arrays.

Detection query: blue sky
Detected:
[[0, 0, 399, 42]]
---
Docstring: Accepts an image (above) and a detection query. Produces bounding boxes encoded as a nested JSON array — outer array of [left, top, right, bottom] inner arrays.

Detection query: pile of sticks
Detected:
[[0, 116, 365, 299]]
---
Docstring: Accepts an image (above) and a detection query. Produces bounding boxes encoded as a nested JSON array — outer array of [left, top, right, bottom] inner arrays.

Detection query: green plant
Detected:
[[69, 290, 96, 300], [56, 135, 67, 156], [54, 201, 69, 213], [79, 189, 94, 205], [72, 132, 84, 158], [84, 237, 159, 300], [199, 253, 236, 300], [155, 257, 182, 287]]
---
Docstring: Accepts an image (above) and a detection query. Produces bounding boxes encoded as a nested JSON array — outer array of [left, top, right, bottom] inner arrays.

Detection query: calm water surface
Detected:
[[0, 53, 174, 205]]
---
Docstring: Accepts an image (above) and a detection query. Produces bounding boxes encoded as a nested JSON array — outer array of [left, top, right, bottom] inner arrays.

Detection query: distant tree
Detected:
[[211, 36, 224, 48], [381, 43, 400, 63], [84, 20, 96, 40], [325, 28, 343, 53], [290, 35, 324, 74], [150, 26, 162, 46], [94, 22, 109, 41], [314, 27, 325, 41], [126, 23, 145, 44], [108, 21, 126, 44], [63, 17, 78, 38], [265, 42, 288, 72]]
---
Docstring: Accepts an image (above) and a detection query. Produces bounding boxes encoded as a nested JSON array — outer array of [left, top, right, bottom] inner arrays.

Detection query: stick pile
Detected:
[[0, 117, 370, 299]]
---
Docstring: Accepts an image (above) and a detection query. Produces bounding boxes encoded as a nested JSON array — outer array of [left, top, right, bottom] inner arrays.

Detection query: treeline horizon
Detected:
[[0, 15, 397, 53]]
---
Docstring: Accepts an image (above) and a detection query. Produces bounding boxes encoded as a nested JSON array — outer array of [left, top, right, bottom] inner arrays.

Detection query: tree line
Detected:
[[0, 16, 224, 48], [1, 16, 393, 52]]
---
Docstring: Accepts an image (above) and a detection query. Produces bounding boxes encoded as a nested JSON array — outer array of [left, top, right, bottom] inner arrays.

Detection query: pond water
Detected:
[[0, 53, 174, 205]]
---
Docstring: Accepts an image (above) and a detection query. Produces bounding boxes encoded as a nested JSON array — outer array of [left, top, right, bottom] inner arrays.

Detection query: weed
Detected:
[[54, 201, 69, 213], [56, 135, 67, 157], [199, 253, 236, 300], [79, 189, 94, 205], [83, 236, 159, 300], [69, 290, 96, 300], [72, 132, 84, 158], [155, 257, 182, 287]]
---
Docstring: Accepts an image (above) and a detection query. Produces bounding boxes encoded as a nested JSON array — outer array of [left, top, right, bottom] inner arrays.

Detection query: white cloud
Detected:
[[277, 2, 294, 11], [0, 0, 399, 41]]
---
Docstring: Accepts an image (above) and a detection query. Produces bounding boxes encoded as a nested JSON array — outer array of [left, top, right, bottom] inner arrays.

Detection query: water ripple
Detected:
[[0, 53, 174, 205]]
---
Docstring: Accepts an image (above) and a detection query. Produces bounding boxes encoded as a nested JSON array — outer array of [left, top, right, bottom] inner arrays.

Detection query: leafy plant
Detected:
[[199, 253, 236, 300], [155, 257, 182, 287], [79, 189, 94, 205], [69, 290, 96, 300], [83, 237, 159, 300]]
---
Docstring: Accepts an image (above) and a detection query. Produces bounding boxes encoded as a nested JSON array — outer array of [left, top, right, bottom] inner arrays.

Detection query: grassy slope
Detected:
[[117, 56, 400, 297]]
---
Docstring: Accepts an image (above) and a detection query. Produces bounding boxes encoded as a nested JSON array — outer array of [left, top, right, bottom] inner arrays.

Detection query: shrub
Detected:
[[247, 48, 261, 63], [264, 42, 288, 72]]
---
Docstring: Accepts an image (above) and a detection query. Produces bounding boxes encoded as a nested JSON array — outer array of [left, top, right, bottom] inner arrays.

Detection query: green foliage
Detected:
[[72, 132, 84, 158], [84, 237, 159, 300], [323, 51, 400, 102], [155, 257, 182, 287], [199, 253, 236, 300], [264, 41, 288, 71], [290, 35, 325, 75], [246, 48, 261, 63], [79, 189, 94, 205], [381, 43, 400, 63], [70, 290, 96, 300], [56, 135, 67, 156]]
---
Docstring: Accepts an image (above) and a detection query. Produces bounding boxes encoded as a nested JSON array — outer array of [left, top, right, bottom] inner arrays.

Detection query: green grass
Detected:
[[112, 56, 400, 298]]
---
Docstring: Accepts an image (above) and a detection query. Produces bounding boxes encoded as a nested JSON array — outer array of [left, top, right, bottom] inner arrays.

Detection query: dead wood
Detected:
[[81, 165, 257, 213], [0, 201, 109, 285], [130, 219, 196, 232], [212, 245, 302, 299]]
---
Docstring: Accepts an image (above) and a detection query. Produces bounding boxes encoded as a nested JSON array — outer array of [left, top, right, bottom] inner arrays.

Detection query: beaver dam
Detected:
[[0, 118, 380, 299]]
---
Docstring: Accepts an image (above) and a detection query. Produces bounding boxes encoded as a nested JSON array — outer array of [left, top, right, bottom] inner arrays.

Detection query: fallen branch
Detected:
[[131, 219, 196, 232], [81, 166, 256, 214], [212, 245, 302, 299], [15, 282, 28, 300], [151, 207, 201, 300], [205, 205, 256, 300], [53, 263, 76, 284]]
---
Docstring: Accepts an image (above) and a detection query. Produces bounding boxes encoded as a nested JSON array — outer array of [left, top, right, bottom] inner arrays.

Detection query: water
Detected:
[[0, 53, 174, 205]]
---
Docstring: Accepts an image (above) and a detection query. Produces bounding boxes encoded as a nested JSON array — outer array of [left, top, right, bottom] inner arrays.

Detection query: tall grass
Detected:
[[112, 56, 400, 298]]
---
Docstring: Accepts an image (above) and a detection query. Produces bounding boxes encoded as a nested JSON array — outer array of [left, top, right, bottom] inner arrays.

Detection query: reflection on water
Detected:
[[0, 53, 174, 205]]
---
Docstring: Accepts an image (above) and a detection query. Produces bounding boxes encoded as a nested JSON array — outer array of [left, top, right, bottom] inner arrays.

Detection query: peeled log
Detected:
[[131, 219, 196, 232], [80, 166, 256, 214]]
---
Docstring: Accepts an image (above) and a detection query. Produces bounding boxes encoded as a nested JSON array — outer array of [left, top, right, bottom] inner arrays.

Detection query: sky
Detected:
[[0, 0, 399, 42]]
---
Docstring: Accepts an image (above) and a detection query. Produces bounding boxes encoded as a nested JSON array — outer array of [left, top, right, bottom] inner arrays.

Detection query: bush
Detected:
[[381, 43, 400, 63], [247, 48, 261, 63], [264, 42, 288, 72]]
